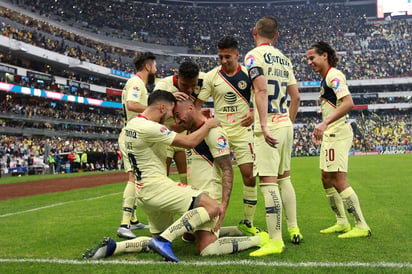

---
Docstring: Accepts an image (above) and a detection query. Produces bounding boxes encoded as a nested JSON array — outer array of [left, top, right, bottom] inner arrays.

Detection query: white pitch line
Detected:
[[0, 258, 410, 268], [0, 192, 122, 218]]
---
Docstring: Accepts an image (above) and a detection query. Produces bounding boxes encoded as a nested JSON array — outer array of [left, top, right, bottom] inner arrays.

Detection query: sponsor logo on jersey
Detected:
[[223, 105, 238, 112], [263, 53, 290, 66], [160, 126, 172, 135], [245, 55, 256, 69], [331, 78, 340, 89], [132, 92, 139, 98], [331, 78, 346, 94], [227, 113, 236, 123], [217, 136, 228, 148], [238, 80, 247, 90], [224, 92, 237, 104]]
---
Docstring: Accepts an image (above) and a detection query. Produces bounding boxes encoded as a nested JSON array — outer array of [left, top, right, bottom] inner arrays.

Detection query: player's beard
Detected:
[[148, 73, 155, 85]]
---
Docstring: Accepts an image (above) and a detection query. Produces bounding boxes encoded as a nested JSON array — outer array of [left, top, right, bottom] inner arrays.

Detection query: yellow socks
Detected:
[[243, 185, 257, 224], [260, 184, 282, 241], [278, 177, 298, 228], [114, 236, 151, 255], [325, 187, 349, 226], [200, 236, 260, 256], [160, 207, 210, 242], [121, 181, 136, 225], [340, 187, 369, 229]]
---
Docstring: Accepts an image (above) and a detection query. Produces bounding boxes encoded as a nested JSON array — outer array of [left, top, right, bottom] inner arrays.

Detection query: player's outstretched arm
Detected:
[[127, 101, 146, 114], [194, 98, 205, 110], [171, 118, 221, 149], [214, 154, 233, 232]]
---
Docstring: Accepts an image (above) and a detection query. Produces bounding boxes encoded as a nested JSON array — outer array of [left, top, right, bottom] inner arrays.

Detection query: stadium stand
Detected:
[[0, 0, 410, 176]]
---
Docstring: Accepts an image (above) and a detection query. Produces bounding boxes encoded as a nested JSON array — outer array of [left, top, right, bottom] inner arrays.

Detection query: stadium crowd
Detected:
[[0, 1, 411, 80], [0, 92, 122, 128], [1, 108, 410, 176], [292, 111, 412, 157], [0, 135, 121, 176]]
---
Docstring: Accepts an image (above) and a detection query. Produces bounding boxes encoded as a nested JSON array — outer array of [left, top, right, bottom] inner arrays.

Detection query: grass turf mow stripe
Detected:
[[0, 192, 122, 218], [0, 258, 410, 268]]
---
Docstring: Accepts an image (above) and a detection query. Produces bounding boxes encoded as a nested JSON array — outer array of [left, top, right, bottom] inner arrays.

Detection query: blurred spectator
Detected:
[[0, 1, 410, 80]]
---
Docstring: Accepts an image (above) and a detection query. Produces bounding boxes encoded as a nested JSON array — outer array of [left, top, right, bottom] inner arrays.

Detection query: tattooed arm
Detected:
[[213, 154, 233, 231]]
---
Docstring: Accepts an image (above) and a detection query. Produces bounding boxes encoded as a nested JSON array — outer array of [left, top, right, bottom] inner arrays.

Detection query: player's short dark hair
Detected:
[[309, 41, 339, 67], [256, 16, 278, 39], [133, 52, 156, 71], [148, 89, 177, 106], [176, 98, 194, 107], [218, 36, 238, 51], [178, 61, 199, 79]]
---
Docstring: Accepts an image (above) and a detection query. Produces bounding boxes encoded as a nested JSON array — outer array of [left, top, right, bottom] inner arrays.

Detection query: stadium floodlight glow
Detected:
[[376, 0, 412, 18]]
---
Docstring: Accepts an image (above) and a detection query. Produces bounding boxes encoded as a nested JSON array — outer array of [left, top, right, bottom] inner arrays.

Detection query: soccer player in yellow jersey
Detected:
[[82, 97, 268, 260], [174, 99, 268, 256], [154, 61, 205, 184], [195, 36, 258, 234], [116, 52, 156, 239], [307, 41, 371, 239], [245, 16, 302, 256], [155, 61, 205, 102], [124, 90, 222, 262]]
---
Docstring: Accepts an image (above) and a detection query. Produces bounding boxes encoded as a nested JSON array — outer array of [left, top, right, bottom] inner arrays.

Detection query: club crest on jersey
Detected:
[[238, 80, 247, 90], [160, 126, 172, 135], [217, 136, 228, 148], [245, 55, 256, 69]]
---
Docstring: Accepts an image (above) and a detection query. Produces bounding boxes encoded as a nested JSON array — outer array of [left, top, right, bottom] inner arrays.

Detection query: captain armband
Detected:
[[248, 67, 264, 81]]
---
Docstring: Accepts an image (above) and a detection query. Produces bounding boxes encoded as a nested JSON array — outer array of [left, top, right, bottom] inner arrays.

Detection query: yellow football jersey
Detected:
[[124, 114, 177, 180], [320, 67, 353, 138], [245, 44, 296, 131], [121, 75, 148, 124], [198, 64, 252, 136], [186, 125, 230, 203]]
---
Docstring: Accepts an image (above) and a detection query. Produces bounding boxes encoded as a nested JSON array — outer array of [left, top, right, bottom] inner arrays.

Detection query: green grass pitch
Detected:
[[0, 154, 411, 273]]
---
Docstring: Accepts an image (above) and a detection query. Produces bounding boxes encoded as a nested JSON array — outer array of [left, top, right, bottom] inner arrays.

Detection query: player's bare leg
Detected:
[[174, 151, 187, 184]]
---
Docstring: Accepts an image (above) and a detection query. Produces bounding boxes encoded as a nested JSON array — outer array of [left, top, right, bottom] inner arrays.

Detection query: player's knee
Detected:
[[321, 171, 331, 184], [278, 170, 290, 180], [199, 194, 219, 218], [206, 202, 220, 218], [243, 174, 256, 187], [240, 164, 255, 187]]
